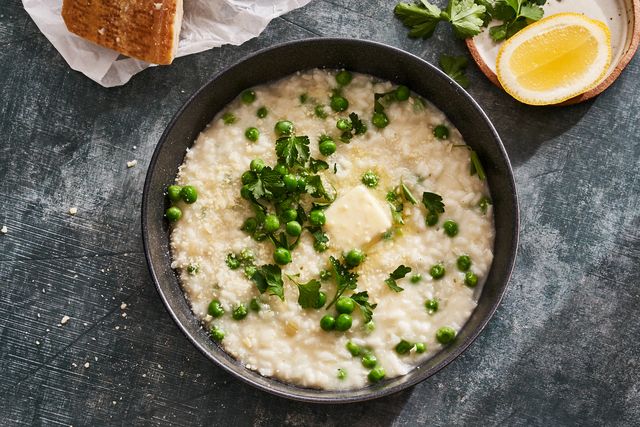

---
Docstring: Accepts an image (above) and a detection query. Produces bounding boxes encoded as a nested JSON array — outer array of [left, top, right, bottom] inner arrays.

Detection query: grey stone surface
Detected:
[[1, 0, 638, 425]]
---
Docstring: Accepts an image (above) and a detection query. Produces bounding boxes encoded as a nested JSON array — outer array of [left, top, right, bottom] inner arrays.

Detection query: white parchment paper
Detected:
[[22, 0, 311, 87]]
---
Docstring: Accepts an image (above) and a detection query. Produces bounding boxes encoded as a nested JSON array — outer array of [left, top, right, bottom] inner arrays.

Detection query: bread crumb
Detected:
[[115, 36, 121, 43], [121, 312, 127, 318], [69, 207, 78, 215], [154, 2, 163, 10], [98, 27, 105, 35], [127, 160, 138, 168], [120, 302, 127, 310], [60, 315, 70, 325], [84, 362, 90, 368], [35, 340, 40, 345], [72, 363, 78, 368], [1, 225, 7, 234]]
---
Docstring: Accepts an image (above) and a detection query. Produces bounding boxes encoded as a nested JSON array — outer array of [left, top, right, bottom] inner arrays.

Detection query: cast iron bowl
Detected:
[[142, 38, 519, 403]]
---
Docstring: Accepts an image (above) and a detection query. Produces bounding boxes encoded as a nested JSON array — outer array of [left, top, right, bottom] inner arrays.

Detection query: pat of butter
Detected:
[[324, 186, 392, 251]]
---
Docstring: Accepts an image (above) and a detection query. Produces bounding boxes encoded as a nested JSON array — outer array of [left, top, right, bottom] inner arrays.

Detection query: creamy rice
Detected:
[[170, 69, 494, 390]]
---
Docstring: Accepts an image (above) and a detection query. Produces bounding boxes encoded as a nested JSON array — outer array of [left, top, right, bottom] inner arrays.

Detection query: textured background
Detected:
[[1, 0, 639, 425]]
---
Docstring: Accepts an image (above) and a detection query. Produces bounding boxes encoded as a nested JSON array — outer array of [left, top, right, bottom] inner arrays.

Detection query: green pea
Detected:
[[443, 220, 459, 237], [240, 185, 252, 200], [232, 304, 248, 320], [250, 297, 261, 311], [478, 196, 492, 214], [361, 170, 379, 188], [274, 163, 288, 176], [245, 127, 260, 142], [241, 217, 258, 233], [335, 70, 353, 86], [314, 291, 327, 309], [425, 298, 439, 314], [280, 174, 297, 192], [165, 206, 182, 222], [410, 274, 422, 283], [335, 313, 352, 331], [285, 221, 302, 236], [395, 85, 410, 101], [430, 263, 445, 279], [226, 253, 240, 270], [187, 263, 199, 275], [319, 269, 332, 281], [395, 340, 414, 355], [344, 249, 365, 268], [314, 105, 328, 119], [166, 185, 182, 202], [256, 106, 268, 118], [456, 256, 471, 272], [244, 265, 257, 278], [337, 368, 347, 380], [425, 212, 439, 226], [436, 326, 456, 344], [275, 120, 294, 136], [415, 342, 426, 353], [207, 299, 224, 318], [250, 158, 265, 173], [433, 124, 449, 140], [464, 271, 478, 288], [241, 171, 257, 185], [319, 139, 337, 156], [336, 118, 352, 132], [210, 326, 225, 342], [372, 111, 389, 129], [330, 95, 349, 112], [273, 247, 292, 265], [346, 341, 361, 356], [241, 90, 256, 104], [368, 366, 385, 383], [222, 112, 236, 125], [336, 297, 355, 314], [309, 210, 326, 226], [361, 353, 377, 369], [263, 214, 280, 233], [180, 185, 198, 204], [320, 314, 336, 331]]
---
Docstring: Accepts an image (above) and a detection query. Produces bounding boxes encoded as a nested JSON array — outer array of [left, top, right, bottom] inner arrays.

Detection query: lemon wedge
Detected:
[[496, 13, 611, 105]]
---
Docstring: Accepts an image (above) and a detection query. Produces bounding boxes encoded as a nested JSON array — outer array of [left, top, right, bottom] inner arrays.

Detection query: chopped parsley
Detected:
[[384, 265, 412, 292], [289, 276, 322, 309], [275, 135, 310, 167], [326, 256, 359, 308], [251, 264, 285, 301], [350, 291, 377, 323], [422, 191, 445, 225]]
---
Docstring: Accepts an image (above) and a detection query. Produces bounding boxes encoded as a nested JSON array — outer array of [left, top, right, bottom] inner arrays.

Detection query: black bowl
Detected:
[[142, 38, 519, 403]]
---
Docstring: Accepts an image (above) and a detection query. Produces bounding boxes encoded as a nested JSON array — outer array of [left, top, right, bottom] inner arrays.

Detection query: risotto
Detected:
[[167, 69, 494, 390]]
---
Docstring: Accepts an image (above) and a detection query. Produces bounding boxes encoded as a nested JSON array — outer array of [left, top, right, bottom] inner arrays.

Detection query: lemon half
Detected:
[[496, 13, 612, 106]]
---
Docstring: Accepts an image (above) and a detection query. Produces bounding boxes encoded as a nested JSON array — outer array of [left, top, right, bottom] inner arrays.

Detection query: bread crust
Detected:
[[62, 0, 182, 65]]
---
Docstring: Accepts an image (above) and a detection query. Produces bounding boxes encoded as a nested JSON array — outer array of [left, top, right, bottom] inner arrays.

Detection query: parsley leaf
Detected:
[[422, 192, 445, 214], [374, 91, 396, 113], [275, 135, 310, 167], [443, 0, 486, 39], [350, 291, 377, 323], [394, 1, 444, 39], [350, 112, 367, 135], [488, 0, 546, 42], [309, 157, 329, 173], [251, 264, 285, 301], [439, 55, 470, 88], [326, 256, 359, 308], [246, 166, 285, 200], [384, 265, 412, 292], [311, 229, 329, 252], [305, 175, 332, 200], [289, 277, 321, 309]]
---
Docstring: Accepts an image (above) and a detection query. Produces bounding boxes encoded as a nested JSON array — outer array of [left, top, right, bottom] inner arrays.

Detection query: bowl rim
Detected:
[[142, 37, 520, 403]]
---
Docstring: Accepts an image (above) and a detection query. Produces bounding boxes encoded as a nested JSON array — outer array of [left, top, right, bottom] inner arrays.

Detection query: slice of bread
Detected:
[[62, 0, 183, 65]]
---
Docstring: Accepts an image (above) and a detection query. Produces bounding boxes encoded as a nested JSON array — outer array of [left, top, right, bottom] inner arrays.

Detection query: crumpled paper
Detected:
[[23, 0, 311, 87]]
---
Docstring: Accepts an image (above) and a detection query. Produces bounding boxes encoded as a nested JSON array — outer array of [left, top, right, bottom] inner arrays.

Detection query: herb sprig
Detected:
[[385, 265, 412, 292]]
